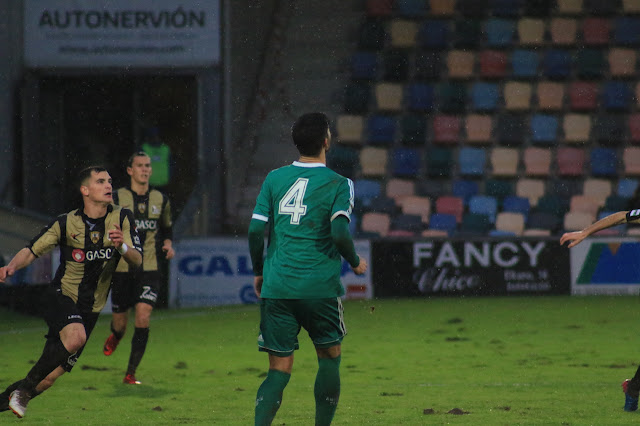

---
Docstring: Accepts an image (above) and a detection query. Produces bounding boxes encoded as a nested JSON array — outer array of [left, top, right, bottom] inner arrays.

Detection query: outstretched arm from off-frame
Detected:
[[0, 248, 37, 283]]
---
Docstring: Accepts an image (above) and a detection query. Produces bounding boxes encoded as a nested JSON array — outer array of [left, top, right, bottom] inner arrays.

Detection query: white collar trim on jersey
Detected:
[[292, 161, 326, 168]]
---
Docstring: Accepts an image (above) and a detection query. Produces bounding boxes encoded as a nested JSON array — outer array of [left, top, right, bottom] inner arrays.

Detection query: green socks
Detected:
[[255, 369, 291, 426], [314, 355, 341, 426]]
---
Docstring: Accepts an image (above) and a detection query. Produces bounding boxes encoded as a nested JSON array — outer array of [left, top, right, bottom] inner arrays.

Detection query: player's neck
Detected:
[[83, 200, 108, 219], [298, 150, 326, 165], [130, 181, 149, 196]]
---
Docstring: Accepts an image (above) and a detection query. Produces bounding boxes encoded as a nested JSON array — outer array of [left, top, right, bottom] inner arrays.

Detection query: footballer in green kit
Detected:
[[249, 112, 367, 425]]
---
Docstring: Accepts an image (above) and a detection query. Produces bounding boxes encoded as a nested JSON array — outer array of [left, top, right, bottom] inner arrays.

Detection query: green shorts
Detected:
[[258, 297, 346, 357]]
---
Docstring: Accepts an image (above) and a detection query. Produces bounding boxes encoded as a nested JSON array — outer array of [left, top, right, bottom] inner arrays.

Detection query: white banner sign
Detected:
[[169, 238, 372, 308], [24, 0, 220, 68]]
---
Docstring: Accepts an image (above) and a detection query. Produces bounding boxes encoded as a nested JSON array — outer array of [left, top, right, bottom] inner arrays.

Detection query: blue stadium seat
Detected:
[[469, 195, 498, 223], [602, 81, 632, 111], [354, 179, 382, 208], [486, 18, 516, 47], [391, 214, 424, 233], [542, 50, 571, 79], [503, 195, 531, 219], [614, 17, 640, 45], [396, 0, 426, 17], [392, 148, 421, 177], [511, 49, 539, 79], [530, 114, 559, 144], [367, 196, 398, 214], [367, 115, 396, 145], [452, 179, 479, 205], [590, 148, 618, 177], [471, 82, 499, 111], [459, 147, 487, 176], [429, 213, 458, 235], [490, 0, 523, 17], [418, 20, 450, 49], [406, 83, 435, 112], [527, 212, 561, 233], [351, 52, 378, 80], [618, 178, 639, 198], [461, 212, 493, 234]]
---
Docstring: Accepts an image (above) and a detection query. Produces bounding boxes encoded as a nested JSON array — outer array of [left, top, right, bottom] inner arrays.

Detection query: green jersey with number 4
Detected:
[[252, 161, 354, 299]]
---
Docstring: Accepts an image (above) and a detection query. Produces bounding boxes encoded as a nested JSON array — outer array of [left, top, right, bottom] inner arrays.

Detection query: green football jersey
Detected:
[[252, 161, 354, 299]]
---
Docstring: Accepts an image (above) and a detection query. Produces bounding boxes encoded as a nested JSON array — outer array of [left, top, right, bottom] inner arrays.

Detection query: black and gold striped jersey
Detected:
[[28, 204, 141, 313], [113, 187, 172, 272]]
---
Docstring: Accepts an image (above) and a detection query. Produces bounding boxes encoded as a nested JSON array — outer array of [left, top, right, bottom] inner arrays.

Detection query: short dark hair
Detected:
[[77, 166, 107, 188], [127, 151, 150, 167], [291, 113, 330, 157]]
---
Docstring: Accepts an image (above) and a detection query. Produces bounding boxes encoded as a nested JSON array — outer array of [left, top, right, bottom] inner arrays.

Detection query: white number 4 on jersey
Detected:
[[279, 178, 308, 224]]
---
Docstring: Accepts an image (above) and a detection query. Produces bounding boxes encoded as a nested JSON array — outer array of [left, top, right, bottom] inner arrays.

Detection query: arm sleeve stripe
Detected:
[[331, 211, 351, 222], [252, 213, 269, 222]]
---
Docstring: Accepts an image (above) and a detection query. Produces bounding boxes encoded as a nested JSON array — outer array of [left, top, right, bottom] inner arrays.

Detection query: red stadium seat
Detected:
[[436, 195, 464, 223], [569, 82, 598, 111], [582, 18, 610, 46], [479, 50, 508, 78], [557, 147, 586, 176], [433, 115, 461, 144]]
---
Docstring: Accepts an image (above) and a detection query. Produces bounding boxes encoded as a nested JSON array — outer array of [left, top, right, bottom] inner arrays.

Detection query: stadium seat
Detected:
[[390, 19, 418, 48], [551, 179, 583, 199], [614, 17, 640, 45], [563, 114, 591, 144], [452, 179, 479, 205], [523, 228, 552, 236], [585, 0, 621, 14], [382, 50, 410, 82], [360, 147, 388, 177], [609, 48, 636, 77], [454, 19, 482, 47], [361, 212, 391, 236], [574, 49, 605, 79], [602, 82, 632, 111], [528, 211, 562, 233], [569, 81, 598, 111], [459, 147, 487, 176], [436, 195, 464, 222], [344, 82, 371, 114], [594, 211, 625, 235], [504, 82, 532, 111], [563, 211, 596, 231], [336, 115, 364, 145], [327, 144, 359, 178], [605, 194, 629, 211], [396, 0, 426, 16], [516, 178, 545, 206], [584, 178, 613, 207], [523, 147, 551, 176], [518, 18, 545, 45], [511, 49, 540, 79], [550, 18, 578, 45], [391, 214, 424, 234], [557, 0, 584, 14], [354, 179, 382, 207], [415, 51, 442, 80], [570, 195, 600, 216], [618, 178, 639, 198], [417, 19, 450, 49], [530, 114, 559, 145], [537, 194, 568, 218], [630, 113, 640, 143], [486, 18, 516, 47], [497, 114, 526, 146], [386, 178, 416, 201], [426, 147, 454, 177], [542, 50, 572, 79], [490, 147, 519, 176], [624, 147, 640, 175], [367, 114, 396, 145], [469, 195, 498, 223], [358, 19, 387, 50], [524, 0, 555, 15], [495, 212, 525, 235], [428, 213, 457, 235], [582, 18, 610, 46], [351, 52, 378, 81], [429, 0, 456, 16], [503, 195, 531, 219], [406, 83, 435, 112], [391, 148, 421, 177], [387, 229, 416, 237], [375, 83, 403, 112], [471, 82, 499, 111], [461, 212, 493, 234], [421, 229, 448, 237], [438, 82, 466, 113], [490, 0, 524, 16], [367, 196, 398, 214], [623, 0, 640, 13], [416, 179, 450, 199], [536, 82, 564, 111], [593, 114, 626, 146], [465, 114, 493, 144], [485, 178, 515, 202], [590, 148, 618, 177], [479, 50, 508, 78], [399, 195, 431, 223], [433, 115, 461, 143], [557, 147, 585, 176], [400, 114, 427, 145], [366, 0, 394, 17], [446, 50, 475, 79]]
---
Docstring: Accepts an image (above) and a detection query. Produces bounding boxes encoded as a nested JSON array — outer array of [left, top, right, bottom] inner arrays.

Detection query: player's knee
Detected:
[[63, 330, 87, 352]]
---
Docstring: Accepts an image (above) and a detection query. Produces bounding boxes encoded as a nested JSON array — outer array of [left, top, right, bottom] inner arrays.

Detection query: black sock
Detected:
[[111, 322, 125, 340], [127, 327, 149, 375], [21, 338, 72, 393]]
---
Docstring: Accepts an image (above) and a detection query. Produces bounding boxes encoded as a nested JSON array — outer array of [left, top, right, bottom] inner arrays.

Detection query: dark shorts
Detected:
[[258, 297, 346, 357], [111, 270, 161, 312], [43, 288, 100, 372]]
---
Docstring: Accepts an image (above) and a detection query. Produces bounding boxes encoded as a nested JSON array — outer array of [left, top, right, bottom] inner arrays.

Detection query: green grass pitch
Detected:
[[1, 296, 640, 424]]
